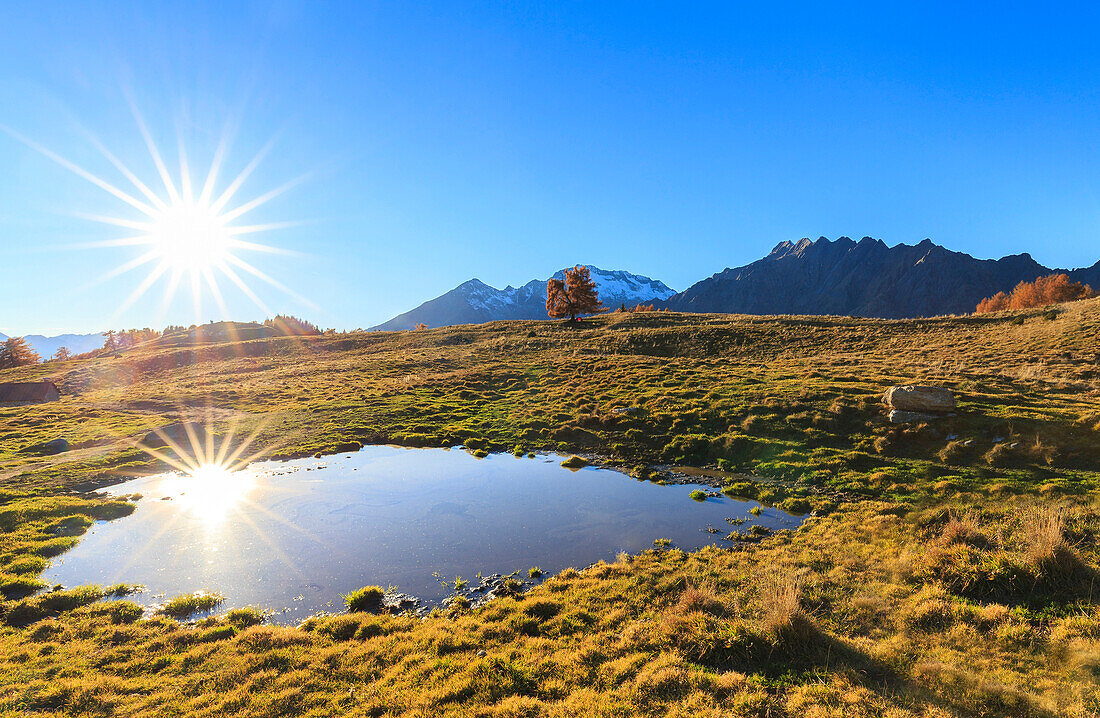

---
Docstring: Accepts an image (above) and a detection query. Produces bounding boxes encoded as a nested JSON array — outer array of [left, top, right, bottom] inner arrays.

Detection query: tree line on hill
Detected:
[[2, 272, 1095, 370], [975, 274, 1095, 313], [0, 315, 324, 369]]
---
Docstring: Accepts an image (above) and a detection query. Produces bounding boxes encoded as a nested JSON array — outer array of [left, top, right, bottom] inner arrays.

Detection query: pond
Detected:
[[42, 445, 803, 622]]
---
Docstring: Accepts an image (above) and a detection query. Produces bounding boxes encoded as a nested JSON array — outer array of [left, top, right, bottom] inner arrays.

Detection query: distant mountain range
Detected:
[[0, 331, 105, 358], [372, 238, 1100, 329], [7, 239, 1100, 342], [659, 236, 1100, 318], [370, 266, 676, 331]]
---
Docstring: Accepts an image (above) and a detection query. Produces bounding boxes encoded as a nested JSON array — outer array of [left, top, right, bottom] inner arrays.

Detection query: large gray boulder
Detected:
[[883, 385, 956, 413], [28, 438, 70, 455]]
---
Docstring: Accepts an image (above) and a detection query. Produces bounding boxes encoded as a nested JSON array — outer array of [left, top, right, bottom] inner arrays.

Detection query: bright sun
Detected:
[[4, 106, 310, 322], [149, 200, 232, 271]]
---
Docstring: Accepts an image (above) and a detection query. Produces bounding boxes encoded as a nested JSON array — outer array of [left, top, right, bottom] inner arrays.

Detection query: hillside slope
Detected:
[[1, 300, 1099, 716]]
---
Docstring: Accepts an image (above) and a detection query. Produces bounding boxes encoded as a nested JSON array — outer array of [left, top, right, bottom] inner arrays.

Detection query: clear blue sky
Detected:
[[3, 2, 1100, 335]]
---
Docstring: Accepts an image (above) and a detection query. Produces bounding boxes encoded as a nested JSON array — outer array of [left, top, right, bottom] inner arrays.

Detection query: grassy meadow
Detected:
[[1, 300, 1099, 716]]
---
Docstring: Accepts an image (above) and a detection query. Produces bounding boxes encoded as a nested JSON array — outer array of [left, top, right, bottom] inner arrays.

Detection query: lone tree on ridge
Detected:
[[546, 265, 606, 321]]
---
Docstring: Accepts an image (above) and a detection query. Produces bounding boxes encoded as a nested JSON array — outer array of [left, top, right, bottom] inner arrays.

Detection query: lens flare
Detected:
[[2, 102, 314, 323], [165, 463, 256, 525], [128, 411, 271, 529]]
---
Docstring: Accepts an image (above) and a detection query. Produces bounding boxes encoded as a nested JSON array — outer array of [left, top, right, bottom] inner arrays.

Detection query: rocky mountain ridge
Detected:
[[0, 331, 105, 358], [657, 236, 1100, 318]]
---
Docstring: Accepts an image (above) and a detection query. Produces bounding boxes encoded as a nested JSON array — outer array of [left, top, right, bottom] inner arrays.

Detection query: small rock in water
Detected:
[[383, 591, 420, 612]]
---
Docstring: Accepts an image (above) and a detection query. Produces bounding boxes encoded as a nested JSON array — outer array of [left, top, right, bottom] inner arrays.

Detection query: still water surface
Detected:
[[44, 446, 802, 621]]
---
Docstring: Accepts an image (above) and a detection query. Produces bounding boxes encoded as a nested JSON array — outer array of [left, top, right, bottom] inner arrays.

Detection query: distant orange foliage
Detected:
[[975, 274, 1095, 314], [617, 303, 666, 313]]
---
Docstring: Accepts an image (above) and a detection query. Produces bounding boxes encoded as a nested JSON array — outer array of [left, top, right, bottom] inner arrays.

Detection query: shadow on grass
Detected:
[[685, 612, 1059, 718]]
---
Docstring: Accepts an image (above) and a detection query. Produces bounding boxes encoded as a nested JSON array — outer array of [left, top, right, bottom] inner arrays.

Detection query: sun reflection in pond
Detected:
[[164, 463, 256, 525], [128, 410, 271, 528]]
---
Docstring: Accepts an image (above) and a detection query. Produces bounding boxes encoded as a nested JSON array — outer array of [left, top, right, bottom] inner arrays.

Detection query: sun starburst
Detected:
[[3, 103, 313, 323]]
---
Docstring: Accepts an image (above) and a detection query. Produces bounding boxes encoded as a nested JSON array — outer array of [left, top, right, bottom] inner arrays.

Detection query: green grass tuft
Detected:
[[158, 592, 225, 619], [344, 585, 385, 613]]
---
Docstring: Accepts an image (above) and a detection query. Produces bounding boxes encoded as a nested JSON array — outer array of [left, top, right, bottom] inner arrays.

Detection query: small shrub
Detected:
[[226, 607, 266, 629], [758, 568, 804, 636], [344, 585, 385, 613], [1019, 505, 1068, 565], [676, 582, 726, 615], [938, 440, 970, 464], [522, 598, 561, 620], [941, 512, 988, 548], [984, 443, 1017, 468], [317, 615, 361, 641]]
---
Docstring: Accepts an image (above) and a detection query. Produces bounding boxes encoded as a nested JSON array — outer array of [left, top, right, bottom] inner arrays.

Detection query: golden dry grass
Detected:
[[0, 301, 1098, 715]]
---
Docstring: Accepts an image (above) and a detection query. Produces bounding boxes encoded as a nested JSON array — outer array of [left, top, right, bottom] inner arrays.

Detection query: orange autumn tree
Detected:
[[976, 274, 1095, 313], [0, 337, 40, 369], [546, 265, 607, 321]]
